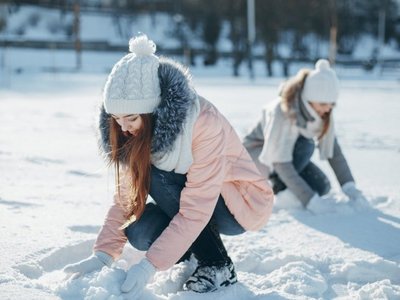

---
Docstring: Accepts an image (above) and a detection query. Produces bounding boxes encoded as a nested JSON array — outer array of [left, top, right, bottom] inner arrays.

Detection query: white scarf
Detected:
[[301, 99, 335, 160], [151, 96, 201, 174]]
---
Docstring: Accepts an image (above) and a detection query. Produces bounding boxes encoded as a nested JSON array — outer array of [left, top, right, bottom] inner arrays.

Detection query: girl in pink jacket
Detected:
[[64, 35, 274, 295]]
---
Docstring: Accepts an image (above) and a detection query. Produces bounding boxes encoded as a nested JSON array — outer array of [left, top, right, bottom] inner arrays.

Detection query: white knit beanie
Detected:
[[103, 35, 161, 114], [301, 59, 339, 104]]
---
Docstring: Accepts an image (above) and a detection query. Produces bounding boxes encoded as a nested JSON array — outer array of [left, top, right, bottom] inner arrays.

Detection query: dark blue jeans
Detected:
[[270, 135, 331, 196], [125, 166, 245, 265]]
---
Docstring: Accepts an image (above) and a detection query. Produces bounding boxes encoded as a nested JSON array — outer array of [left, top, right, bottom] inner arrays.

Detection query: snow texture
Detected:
[[0, 68, 400, 299]]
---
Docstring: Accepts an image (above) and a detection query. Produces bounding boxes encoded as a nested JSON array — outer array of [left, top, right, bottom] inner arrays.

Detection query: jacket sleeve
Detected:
[[328, 137, 355, 186], [93, 170, 129, 260], [242, 116, 270, 177], [273, 162, 315, 206], [146, 111, 226, 271], [243, 115, 265, 149]]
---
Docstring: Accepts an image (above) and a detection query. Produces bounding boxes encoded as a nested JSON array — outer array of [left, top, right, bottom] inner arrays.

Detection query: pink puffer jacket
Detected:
[[94, 97, 274, 270]]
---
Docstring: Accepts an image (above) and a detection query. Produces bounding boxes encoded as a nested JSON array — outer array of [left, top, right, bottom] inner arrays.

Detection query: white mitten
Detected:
[[63, 251, 113, 276], [307, 193, 337, 214], [121, 258, 157, 297], [342, 182, 369, 207]]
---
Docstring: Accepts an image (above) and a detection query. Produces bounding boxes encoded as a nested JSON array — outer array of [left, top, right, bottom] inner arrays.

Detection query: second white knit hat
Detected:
[[103, 35, 161, 114], [301, 59, 339, 104]]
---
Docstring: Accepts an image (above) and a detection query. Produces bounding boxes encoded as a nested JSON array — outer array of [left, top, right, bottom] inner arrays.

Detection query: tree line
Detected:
[[1, 0, 399, 76]]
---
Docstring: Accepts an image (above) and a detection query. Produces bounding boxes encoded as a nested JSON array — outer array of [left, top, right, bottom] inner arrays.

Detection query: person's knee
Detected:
[[293, 137, 315, 169], [318, 179, 331, 196], [125, 224, 151, 251], [296, 136, 315, 156], [213, 200, 246, 236], [124, 204, 169, 251]]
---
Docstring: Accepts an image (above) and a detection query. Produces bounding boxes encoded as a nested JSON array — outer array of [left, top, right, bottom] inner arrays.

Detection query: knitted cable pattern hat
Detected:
[[301, 59, 339, 104], [103, 35, 161, 114]]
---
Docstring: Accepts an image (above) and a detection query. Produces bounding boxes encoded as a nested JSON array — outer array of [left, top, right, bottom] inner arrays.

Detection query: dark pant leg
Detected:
[[148, 167, 244, 235], [124, 203, 170, 251], [270, 135, 315, 194], [213, 195, 245, 235], [299, 162, 331, 196], [149, 165, 236, 266]]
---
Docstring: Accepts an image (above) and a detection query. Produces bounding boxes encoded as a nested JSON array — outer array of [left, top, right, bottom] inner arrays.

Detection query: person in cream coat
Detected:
[[243, 59, 367, 212]]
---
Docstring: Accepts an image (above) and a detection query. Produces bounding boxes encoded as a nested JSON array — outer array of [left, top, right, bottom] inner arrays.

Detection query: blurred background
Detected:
[[0, 0, 400, 79]]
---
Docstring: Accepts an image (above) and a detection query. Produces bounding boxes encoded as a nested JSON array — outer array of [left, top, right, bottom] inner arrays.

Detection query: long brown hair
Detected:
[[280, 69, 330, 140], [280, 69, 310, 115], [108, 114, 153, 221], [318, 110, 331, 140]]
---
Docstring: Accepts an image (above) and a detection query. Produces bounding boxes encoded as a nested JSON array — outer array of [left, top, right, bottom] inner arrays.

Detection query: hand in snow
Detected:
[[306, 193, 337, 214], [342, 182, 369, 207], [63, 251, 113, 277], [121, 258, 156, 297]]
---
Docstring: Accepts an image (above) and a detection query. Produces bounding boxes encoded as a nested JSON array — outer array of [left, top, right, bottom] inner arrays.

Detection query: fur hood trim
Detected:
[[98, 57, 197, 160]]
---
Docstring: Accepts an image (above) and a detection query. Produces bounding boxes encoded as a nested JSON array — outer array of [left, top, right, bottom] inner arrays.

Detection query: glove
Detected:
[[63, 251, 113, 277], [306, 193, 337, 214], [342, 182, 363, 200], [342, 182, 369, 207], [121, 258, 157, 296]]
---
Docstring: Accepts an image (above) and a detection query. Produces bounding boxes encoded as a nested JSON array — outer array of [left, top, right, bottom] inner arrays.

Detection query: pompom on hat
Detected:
[[103, 34, 161, 114], [301, 59, 339, 104]]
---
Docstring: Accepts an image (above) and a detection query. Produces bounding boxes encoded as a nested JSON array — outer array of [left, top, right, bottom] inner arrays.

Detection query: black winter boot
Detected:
[[183, 258, 237, 293], [269, 172, 287, 194], [182, 219, 237, 293]]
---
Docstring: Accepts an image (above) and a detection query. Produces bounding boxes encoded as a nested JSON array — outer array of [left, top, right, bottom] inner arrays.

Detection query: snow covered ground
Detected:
[[1, 69, 400, 299]]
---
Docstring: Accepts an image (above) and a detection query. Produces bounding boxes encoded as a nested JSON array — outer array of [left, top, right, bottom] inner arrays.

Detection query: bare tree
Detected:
[[224, 0, 246, 76]]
